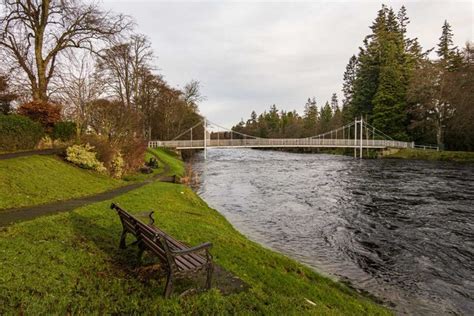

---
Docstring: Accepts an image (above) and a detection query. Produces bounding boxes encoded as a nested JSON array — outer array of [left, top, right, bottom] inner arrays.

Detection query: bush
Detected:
[[65, 144, 106, 173], [121, 137, 147, 174], [17, 101, 61, 132], [52, 121, 76, 142], [110, 152, 125, 178], [78, 135, 126, 178], [0, 114, 44, 151]]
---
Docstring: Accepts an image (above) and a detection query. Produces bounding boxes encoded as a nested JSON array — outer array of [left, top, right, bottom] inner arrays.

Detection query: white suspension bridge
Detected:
[[148, 117, 415, 159]]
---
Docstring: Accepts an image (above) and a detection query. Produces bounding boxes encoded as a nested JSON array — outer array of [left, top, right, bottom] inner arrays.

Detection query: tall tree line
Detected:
[[342, 5, 472, 150], [232, 93, 343, 138], [234, 5, 473, 151]]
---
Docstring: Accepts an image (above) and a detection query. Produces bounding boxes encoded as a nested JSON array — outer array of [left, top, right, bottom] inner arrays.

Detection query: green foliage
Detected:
[[52, 121, 77, 142], [0, 180, 390, 314], [0, 114, 44, 151], [319, 102, 333, 132], [0, 155, 122, 209], [348, 5, 416, 140], [66, 144, 107, 173]]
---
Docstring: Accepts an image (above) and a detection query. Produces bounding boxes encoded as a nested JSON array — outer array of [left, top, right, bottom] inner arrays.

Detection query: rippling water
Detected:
[[192, 149, 474, 315]]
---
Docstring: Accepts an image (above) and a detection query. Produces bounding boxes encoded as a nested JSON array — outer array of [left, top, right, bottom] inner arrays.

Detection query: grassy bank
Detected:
[[0, 148, 389, 314], [148, 147, 185, 176], [0, 181, 389, 315], [383, 148, 474, 163], [0, 155, 123, 210]]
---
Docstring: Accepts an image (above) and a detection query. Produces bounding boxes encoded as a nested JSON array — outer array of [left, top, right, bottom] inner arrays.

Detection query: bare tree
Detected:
[[182, 80, 205, 110], [96, 34, 153, 108], [0, 0, 131, 102], [57, 51, 104, 134]]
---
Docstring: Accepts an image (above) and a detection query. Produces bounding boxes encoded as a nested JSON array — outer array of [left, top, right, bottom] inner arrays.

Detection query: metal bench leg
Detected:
[[206, 263, 213, 290], [137, 243, 145, 263], [119, 229, 127, 249], [164, 272, 174, 298]]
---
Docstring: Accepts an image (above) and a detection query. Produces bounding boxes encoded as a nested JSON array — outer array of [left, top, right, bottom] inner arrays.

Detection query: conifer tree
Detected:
[[320, 101, 333, 133], [303, 97, 318, 135]]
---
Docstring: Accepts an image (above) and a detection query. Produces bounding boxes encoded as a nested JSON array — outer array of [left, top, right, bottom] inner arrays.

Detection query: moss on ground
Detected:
[[0, 155, 124, 210], [383, 148, 474, 163]]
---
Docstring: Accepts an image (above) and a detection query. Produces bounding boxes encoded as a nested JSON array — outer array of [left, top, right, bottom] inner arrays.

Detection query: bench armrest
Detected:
[[171, 242, 213, 256]]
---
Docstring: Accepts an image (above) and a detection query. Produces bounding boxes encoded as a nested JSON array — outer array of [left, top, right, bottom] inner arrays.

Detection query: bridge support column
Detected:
[[354, 118, 357, 158], [204, 119, 207, 160]]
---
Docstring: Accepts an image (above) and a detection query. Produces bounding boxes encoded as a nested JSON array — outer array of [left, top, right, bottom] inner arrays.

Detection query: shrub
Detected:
[[17, 101, 61, 132], [110, 152, 125, 178], [121, 137, 147, 174], [65, 144, 106, 173], [52, 121, 76, 142], [0, 114, 44, 151], [78, 135, 126, 178]]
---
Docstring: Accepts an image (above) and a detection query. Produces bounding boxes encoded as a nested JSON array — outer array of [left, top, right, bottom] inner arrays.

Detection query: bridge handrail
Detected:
[[149, 138, 414, 149]]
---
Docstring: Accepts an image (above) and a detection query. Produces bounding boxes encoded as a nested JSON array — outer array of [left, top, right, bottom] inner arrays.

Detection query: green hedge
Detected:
[[52, 121, 76, 142], [0, 114, 44, 151]]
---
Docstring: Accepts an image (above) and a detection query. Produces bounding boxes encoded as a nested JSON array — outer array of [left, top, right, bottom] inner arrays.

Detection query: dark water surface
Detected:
[[192, 149, 474, 315]]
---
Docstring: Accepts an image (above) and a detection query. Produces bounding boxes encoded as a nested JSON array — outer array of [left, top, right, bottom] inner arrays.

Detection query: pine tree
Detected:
[[437, 20, 456, 60], [320, 101, 333, 133], [342, 55, 357, 108], [303, 97, 318, 136], [371, 7, 409, 139], [330, 93, 339, 112]]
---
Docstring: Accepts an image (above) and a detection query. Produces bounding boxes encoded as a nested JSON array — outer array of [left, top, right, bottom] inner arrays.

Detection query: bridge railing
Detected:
[[149, 139, 414, 149]]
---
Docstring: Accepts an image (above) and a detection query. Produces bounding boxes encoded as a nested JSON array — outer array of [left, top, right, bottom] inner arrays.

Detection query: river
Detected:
[[191, 148, 474, 315]]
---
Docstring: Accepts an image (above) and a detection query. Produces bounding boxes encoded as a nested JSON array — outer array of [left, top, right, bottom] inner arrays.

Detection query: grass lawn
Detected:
[[383, 148, 474, 163], [0, 181, 390, 315], [0, 155, 124, 210], [148, 147, 185, 176]]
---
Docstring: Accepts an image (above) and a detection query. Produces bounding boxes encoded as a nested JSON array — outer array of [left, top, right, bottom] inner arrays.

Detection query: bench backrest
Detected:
[[111, 203, 176, 269]]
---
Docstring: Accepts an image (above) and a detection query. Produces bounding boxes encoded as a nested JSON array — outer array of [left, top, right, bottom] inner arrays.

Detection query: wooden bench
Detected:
[[110, 203, 214, 298]]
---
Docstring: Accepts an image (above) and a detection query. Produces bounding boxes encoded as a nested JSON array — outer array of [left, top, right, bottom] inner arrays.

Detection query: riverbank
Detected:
[[0, 149, 390, 314], [382, 148, 474, 163]]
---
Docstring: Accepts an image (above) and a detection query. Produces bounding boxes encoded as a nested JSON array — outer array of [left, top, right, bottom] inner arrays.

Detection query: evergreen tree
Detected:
[[320, 101, 333, 133], [342, 55, 358, 123], [330, 93, 339, 112], [437, 20, 456, 60], [371, 7, 409, 139], [303, 97, 318, 135]]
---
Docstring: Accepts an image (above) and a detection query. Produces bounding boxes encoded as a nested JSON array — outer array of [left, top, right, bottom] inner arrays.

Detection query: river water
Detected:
[[192, 148, 474, 315]]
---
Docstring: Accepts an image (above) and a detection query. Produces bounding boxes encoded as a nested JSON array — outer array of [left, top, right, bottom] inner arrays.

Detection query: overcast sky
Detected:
[[102, 0, 473, 127]]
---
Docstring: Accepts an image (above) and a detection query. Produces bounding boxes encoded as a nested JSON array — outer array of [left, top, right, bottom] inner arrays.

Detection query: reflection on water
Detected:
[[192, 148, 474, 315]]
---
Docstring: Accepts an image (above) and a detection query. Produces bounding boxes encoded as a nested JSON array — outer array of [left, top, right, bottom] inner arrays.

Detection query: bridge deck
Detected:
[[149, 139, 414, 149]]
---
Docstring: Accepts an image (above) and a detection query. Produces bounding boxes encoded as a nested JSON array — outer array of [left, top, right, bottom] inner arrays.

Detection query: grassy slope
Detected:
[[384, 148, 474, 163], [0, 155, 123, 210], [0, 149, 389, 315], [148, 147, 185, 176]]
